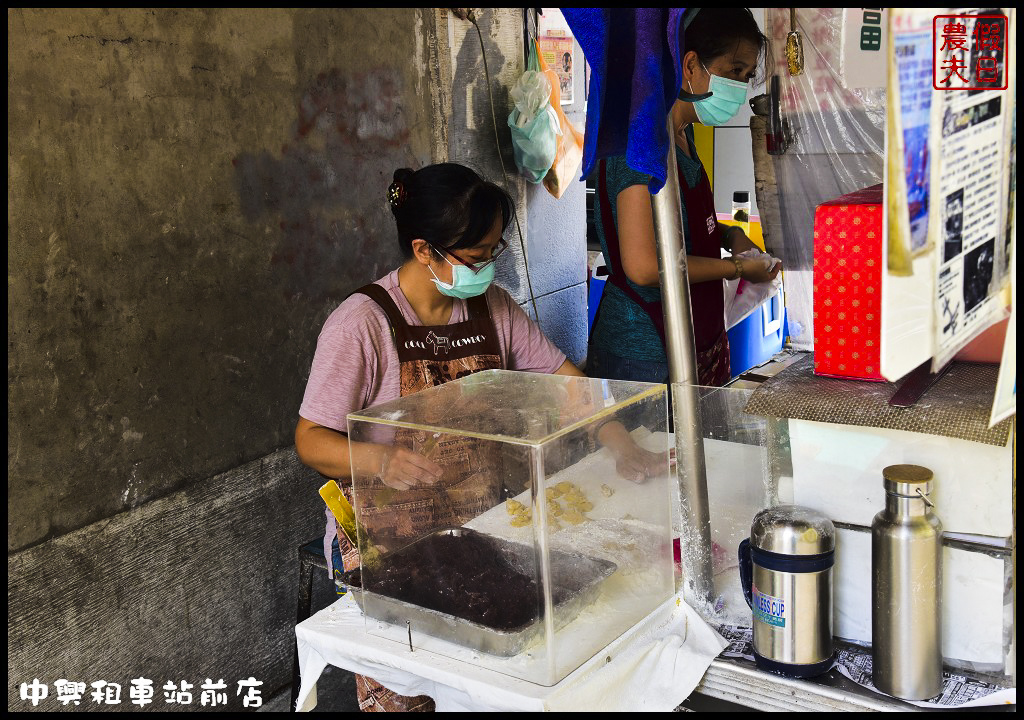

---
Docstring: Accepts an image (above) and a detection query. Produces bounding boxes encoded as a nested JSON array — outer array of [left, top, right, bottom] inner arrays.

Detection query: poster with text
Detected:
[[898, 26, 934, 254], [929, 8, 1013, 371], [538, 32, 574, 105]]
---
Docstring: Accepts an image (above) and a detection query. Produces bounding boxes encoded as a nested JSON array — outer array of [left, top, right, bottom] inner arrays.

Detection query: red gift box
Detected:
[[812, 184, 885, 381]]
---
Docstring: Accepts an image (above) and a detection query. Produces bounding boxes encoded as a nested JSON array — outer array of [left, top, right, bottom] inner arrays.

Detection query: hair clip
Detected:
[[388, 181, 407, 209]]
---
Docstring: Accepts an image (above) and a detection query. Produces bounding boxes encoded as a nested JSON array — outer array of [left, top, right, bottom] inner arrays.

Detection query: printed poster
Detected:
[[538, 31, 574, 105], [989, 20, 1015, 426], [929, 8, 1013, 371], [887, 9, 936, 277], [898, 24, 935, 254]]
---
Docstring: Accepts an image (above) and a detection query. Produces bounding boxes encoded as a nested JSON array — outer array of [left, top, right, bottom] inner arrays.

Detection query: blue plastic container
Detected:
[[587, 274, 607, 334], [727, 292, 785, 377]]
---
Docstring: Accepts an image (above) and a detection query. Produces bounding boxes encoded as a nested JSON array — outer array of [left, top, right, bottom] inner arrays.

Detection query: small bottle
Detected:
[[871, 465, 943, 700], [732, 191, 751, 239]]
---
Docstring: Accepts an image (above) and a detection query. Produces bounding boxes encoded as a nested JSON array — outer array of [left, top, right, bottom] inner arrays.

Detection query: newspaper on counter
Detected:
[[715, 624, 1016, 709]]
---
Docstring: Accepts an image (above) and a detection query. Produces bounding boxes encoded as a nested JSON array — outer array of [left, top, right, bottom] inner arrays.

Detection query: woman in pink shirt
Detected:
[[295, 162, 660, 711]]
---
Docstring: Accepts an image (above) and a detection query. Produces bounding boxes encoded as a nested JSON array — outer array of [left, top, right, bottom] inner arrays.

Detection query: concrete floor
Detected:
[[260, 664, 359, 713]]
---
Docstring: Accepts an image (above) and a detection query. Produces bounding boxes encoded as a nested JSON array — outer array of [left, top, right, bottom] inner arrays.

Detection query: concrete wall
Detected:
[[9, 7, 438, 554], [9, 8, 584, 710], [524, 10, 589, 367], [444, 9, 588, 366]]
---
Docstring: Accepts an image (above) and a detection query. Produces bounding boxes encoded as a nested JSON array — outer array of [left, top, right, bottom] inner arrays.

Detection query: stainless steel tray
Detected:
[[344, 527, 617, 657]]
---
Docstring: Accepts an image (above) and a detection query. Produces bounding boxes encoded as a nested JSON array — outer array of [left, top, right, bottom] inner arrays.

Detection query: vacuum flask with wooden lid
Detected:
[[872, 464, 943, 700], [739, 505, 835, 677]]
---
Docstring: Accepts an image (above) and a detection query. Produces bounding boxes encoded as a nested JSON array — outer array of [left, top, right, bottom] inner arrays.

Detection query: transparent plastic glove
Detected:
[[737, 248, 782, 276], [598, 421, 671, 484], [724, 249, 784, 329], [379, 446, 443, 491], [613, 444, 671, 484]]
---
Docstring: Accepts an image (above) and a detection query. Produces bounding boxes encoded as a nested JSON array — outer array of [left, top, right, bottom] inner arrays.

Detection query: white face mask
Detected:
[[688, 62, 749, 126], [428, 253, 495, 299]]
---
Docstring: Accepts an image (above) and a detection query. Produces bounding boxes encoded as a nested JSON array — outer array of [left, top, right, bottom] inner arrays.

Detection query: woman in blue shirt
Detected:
[[588, 8, 781, 385]]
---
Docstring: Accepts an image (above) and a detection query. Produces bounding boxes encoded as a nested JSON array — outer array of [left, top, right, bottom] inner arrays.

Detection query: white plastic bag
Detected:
[[508, 42, 559, 184], [510, 70, 551, 127], [723, 249, 783, 330]]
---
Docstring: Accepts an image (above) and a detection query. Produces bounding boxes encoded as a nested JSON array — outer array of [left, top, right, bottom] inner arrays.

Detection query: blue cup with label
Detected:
[[738, 505, 835, 678]]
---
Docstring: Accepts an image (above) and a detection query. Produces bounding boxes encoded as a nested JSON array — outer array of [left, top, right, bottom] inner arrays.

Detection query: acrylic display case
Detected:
[[676, 383, 788, 629], [345, 369, 675, 686]]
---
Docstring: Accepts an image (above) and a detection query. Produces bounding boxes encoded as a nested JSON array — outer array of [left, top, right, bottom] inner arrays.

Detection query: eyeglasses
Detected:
[[431, 237, 509, 274]]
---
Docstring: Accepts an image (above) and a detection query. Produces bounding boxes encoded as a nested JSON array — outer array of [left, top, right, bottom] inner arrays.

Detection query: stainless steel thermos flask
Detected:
[[739, 505, 835, 677], [872, 464, 943, 700]]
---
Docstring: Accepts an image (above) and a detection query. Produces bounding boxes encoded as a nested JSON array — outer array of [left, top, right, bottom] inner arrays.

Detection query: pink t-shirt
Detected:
[[301, 270, 567, 578], [299, 269, 567, 433]]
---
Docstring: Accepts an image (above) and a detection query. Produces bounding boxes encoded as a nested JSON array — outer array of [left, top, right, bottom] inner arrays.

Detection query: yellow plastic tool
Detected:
[[319, 480, 382, 568], [319, 480, 359, 547]]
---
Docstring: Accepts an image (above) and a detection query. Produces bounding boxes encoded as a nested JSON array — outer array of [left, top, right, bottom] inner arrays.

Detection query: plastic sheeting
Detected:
[[760, 9, 885, 350]]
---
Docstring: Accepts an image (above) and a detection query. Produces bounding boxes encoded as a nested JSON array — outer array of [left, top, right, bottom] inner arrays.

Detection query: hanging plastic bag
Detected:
[[508, 42, 558, 184], [536, 40, 584, 199], [723, 249, 784, 330]]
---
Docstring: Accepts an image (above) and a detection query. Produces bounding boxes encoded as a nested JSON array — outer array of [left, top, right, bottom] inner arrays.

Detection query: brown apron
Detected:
[[343, 282, 503, 713]]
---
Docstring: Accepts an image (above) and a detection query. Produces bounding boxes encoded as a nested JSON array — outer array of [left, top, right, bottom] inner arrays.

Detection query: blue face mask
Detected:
[[689, 63, 748, 126], [429, 253, 495, 299]]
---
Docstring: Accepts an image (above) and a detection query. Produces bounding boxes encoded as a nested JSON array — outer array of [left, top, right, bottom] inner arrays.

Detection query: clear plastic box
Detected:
[[678, 384, 787, 627], [346, 369, 675, 686]]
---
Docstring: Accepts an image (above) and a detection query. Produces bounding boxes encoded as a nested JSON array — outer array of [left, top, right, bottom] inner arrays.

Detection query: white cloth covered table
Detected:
[[295, 590, 727, 712]]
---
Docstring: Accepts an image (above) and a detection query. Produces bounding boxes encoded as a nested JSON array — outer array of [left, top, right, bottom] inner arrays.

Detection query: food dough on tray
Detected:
[[506, 481, 593, 531]]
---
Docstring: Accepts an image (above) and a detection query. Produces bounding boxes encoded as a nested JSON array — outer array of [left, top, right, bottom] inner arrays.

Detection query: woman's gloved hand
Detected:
[[378, 446, 444, 490], [737, 251, 782, 284], [597, 420, 671, 483], [613, 443, 671, 484]]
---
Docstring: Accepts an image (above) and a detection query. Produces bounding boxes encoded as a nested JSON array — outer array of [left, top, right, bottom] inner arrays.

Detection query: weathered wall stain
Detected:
[[295, 68, 408, 144], [8, 8, 434, 552], [233, 67, 412, 303]]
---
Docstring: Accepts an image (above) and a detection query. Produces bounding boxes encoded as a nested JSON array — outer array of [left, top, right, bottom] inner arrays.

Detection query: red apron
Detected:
[[341, 282, 502, 713], [597, 153, 731, 386]]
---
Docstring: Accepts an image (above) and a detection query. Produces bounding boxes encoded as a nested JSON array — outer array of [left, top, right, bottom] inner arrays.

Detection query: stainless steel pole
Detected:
[[651, 115, 715, 608]]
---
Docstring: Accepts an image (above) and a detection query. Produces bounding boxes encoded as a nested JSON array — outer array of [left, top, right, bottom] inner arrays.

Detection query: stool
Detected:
[[291, 538, 330, 711]]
